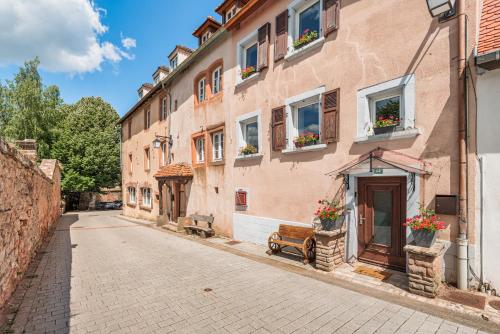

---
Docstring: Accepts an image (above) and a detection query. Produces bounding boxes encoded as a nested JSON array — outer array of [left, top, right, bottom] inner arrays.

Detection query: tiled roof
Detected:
[[154, 163, 194, 179], [478, 0, 500, 55]]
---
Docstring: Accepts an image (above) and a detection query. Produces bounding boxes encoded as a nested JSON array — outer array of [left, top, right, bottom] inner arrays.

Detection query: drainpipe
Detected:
[[456, 0, 469, 291]]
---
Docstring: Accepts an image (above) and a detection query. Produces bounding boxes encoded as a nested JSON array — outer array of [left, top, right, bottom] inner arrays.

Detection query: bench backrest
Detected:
[[190, 214, 214, 228], [278, 224, 314, 240]]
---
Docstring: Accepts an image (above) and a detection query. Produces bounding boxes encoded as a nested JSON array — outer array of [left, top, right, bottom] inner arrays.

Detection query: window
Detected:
[[198, 78, 206, 103], [236, 111, 261, 156], [127, 121, 132, 139], [226, 5, 237, 22], [202, 31, 211, 44], [174, 100, 178, 111], [244, 43, 258, 70], [144, 147, 150, 170], [141, 188, 152, 208], [237, 30, 259, 83], [296, 1, 321, 40], [212, 67, 222, 94], [128, 154, 133, 173], [212, 132, 224, 161], [128, 187, 136, 204], [296, 102, 320, 137], [196, 137, 205, 163], [144, 108, 151, 129], [161, 97, 168, 121], [161, 142, 167, 166], [356, 74, 416, 141], [170, 56, 178, 69], [154, 75, 160, 85]]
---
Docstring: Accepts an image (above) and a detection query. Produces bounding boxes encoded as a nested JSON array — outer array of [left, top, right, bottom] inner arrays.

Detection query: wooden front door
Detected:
[[172, 182, 187, 222], [358, 177, 406, 270]]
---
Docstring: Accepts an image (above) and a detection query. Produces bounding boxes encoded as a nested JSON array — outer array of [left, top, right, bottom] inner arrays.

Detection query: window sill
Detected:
[[281, 143, 327, 154], [285, 37, 325, 62], [355, 128, 422, 143], [235, 72, 260, 89], [210, 159, 225, 166], [235, 153, 263, 160], [140, 205, 152, 212], [127, 203, 136, 208]]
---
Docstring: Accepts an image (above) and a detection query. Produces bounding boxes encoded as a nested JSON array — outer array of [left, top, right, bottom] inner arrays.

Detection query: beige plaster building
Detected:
[[120, 0, 484, 287]]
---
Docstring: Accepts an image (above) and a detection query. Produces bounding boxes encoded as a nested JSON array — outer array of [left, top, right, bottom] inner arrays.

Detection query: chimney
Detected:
[[16, 139, 37, 162]]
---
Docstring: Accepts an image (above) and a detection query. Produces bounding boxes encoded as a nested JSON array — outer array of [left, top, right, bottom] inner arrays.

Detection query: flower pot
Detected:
[[320, 215, 344, 231], [411, 230, 436, 248], [373, 125, 396, 135], [294, 140, 318, 149]]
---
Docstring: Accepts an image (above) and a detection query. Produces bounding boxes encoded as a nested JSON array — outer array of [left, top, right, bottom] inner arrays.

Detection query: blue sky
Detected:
[[0, 0, 222, 117]]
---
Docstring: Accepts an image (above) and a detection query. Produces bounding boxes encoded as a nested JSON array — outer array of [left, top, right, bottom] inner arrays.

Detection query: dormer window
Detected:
[[202, 31, 211, 44], [170, 56, 178, 70], [226, 4, 237, 21], [154, 75, 160, 85], [138, 90, 144, 99]]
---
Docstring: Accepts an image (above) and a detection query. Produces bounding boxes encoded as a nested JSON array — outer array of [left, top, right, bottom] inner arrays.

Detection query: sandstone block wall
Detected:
[[315, 230, 346, 272], [0, 138, 61, 308]]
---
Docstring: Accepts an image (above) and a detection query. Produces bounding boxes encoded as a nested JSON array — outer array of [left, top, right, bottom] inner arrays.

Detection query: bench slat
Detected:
[[278, 225, 314, 240], [190, 214, 214, 224]]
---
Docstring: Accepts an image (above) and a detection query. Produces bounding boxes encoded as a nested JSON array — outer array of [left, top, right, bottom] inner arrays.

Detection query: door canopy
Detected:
[[154, 163, 194, 181]]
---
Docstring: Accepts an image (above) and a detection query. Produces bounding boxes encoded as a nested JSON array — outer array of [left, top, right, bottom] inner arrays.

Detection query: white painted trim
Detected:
[[354, 128, 422, 143], [235, 110, 262, 157], [287, 0, 323, 54], [285, 37, 325, 62], [236, 30, 258, 85], [285, 86, 326, 105], [357, 74, 416, 138], [282, 143, 327, 154]]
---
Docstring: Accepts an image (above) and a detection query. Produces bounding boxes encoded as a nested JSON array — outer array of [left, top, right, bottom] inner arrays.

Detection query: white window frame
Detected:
[[198, 78, 206, 102], [356, 74, 417, 140], [212, 67, 222, 94], [236, 30, 259, 84], [284, 86, 325, 150], [170, 56, 178, 69], [196, 137, 205, 163], [236, 110, 262, 157], [226, 4, 237, 22], [212, 131, 224, 161], [369, 92, 404, 131], [128, 187, 136, 204], [202, 31, 211, 44], [161, 142, 167, 166], [142, 188, 152, 208]]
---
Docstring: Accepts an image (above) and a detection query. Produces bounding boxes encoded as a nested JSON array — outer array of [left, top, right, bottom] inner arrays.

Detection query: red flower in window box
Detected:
[[241, 66, 256, 80]]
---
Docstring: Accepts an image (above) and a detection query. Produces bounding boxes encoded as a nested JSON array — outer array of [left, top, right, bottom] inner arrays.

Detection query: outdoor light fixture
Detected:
[[152, 134, 172, 149], [426, 0, 456, 19]]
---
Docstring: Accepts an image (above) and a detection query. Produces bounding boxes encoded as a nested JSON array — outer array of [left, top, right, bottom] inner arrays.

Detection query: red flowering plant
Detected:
[[314, 199, 342, 222], [373, 114, 400, 128], [241, 66, 256, 80], [293, 29, 319, 49], [293, 132, 319, 148], [404, 207, 447, 232]]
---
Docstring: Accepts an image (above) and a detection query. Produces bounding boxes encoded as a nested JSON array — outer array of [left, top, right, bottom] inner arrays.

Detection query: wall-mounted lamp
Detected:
[[152, 134, 173, 149], [426, 0, 456, 19]]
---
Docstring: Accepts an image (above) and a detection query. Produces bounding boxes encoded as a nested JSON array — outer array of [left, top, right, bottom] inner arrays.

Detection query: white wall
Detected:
[[477, 68, 500, 290]]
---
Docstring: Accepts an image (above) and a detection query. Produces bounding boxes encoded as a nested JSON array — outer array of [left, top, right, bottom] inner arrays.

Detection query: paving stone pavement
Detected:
[[8, 212, 495, 334]]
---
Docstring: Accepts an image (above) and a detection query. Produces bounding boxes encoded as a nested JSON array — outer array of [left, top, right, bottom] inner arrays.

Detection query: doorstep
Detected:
[[116, 214, 500, 330]]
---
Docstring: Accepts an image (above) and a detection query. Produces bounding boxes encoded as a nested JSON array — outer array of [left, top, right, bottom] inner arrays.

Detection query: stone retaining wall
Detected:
[[0, 138, 61, 308], [315, 230, 346, 272]]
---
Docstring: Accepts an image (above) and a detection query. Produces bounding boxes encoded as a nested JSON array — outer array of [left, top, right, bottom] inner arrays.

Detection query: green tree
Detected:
[[52, 97, 121, 193], [0, 58, 63, 158]]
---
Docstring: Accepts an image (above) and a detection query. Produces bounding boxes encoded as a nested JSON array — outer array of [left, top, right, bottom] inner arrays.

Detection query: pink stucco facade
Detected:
[[121, 0, 479, 283]]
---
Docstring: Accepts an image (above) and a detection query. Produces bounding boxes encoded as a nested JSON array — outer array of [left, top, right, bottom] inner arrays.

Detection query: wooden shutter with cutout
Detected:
[[322, 89, 339, 143], [323, 0, 340, 37], [274, 10, 288, 61], [272, 106, 286, 151], [258, 23, 271, 71]]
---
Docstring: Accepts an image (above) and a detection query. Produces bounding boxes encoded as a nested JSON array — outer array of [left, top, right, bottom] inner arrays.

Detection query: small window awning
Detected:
[[154, 163, 194, 180], [326, 148, 432, 177]]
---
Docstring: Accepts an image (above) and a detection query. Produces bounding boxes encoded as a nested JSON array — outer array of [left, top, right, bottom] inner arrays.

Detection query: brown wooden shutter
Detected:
[[274, 10, 288, 61], [257, 23, 271, 71], [323, 0, 340, 36], [322, 89, 339, 143], [271, 106, 286, 151], [235, 190, 247, 207], [159, 97, 164, 121]]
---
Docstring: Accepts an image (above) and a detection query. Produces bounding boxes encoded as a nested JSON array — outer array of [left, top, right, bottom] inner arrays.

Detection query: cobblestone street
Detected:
[[8, 212, 495, 334]]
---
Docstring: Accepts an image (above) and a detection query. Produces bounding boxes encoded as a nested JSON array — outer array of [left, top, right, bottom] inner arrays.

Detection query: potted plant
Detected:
[[293, 29, 319, 49], [404, 207, 447, 248], [314, 199, 344, 231], [241, 66, 256, 80], [293, 132, 319, 148], [373, 115, 399, 135], [240, 144, 258, 156]]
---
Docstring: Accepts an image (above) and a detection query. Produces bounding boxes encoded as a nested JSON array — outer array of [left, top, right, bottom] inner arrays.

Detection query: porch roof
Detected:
[[326, 148, 432, 177], [154, 163, 194, 180]]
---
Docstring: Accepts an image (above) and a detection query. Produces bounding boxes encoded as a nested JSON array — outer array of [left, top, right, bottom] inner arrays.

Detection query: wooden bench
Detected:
[[268, 224, 316, 264], [184, 214, 215, 238]]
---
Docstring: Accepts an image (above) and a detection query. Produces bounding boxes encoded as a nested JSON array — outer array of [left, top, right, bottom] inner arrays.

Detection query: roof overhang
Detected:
[[154, 163, 194, 181], [476, 49, 500, 71], [193, 17, 222, 37], [224, 0, 268, 31], [327, 148, 432, 177]]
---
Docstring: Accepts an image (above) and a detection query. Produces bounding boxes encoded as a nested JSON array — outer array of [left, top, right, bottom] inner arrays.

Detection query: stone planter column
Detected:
[[314, 230, 346, 272], [404, 241, 446, 298]]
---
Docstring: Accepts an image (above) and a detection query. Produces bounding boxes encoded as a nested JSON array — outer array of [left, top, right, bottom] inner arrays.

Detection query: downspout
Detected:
[[456, 0, 469, 290]]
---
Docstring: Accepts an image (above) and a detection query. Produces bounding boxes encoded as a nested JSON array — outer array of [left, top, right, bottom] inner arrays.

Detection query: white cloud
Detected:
[[121, 37, 137, 50], [0, 0, 135, 74]]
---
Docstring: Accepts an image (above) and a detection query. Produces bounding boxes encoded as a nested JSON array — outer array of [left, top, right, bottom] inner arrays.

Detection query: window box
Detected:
[[285, 37, 325, 62], [241, 66, 257, 80], [373, 124, 396, 135], [293, 30, 319, 49], [293, 133, 320, 148], [235, 153, 263, 160]]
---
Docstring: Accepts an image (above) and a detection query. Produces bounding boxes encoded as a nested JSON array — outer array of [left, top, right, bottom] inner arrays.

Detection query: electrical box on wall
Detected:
[[435, 195, 458, 215], [235, 189, 247, 211]]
